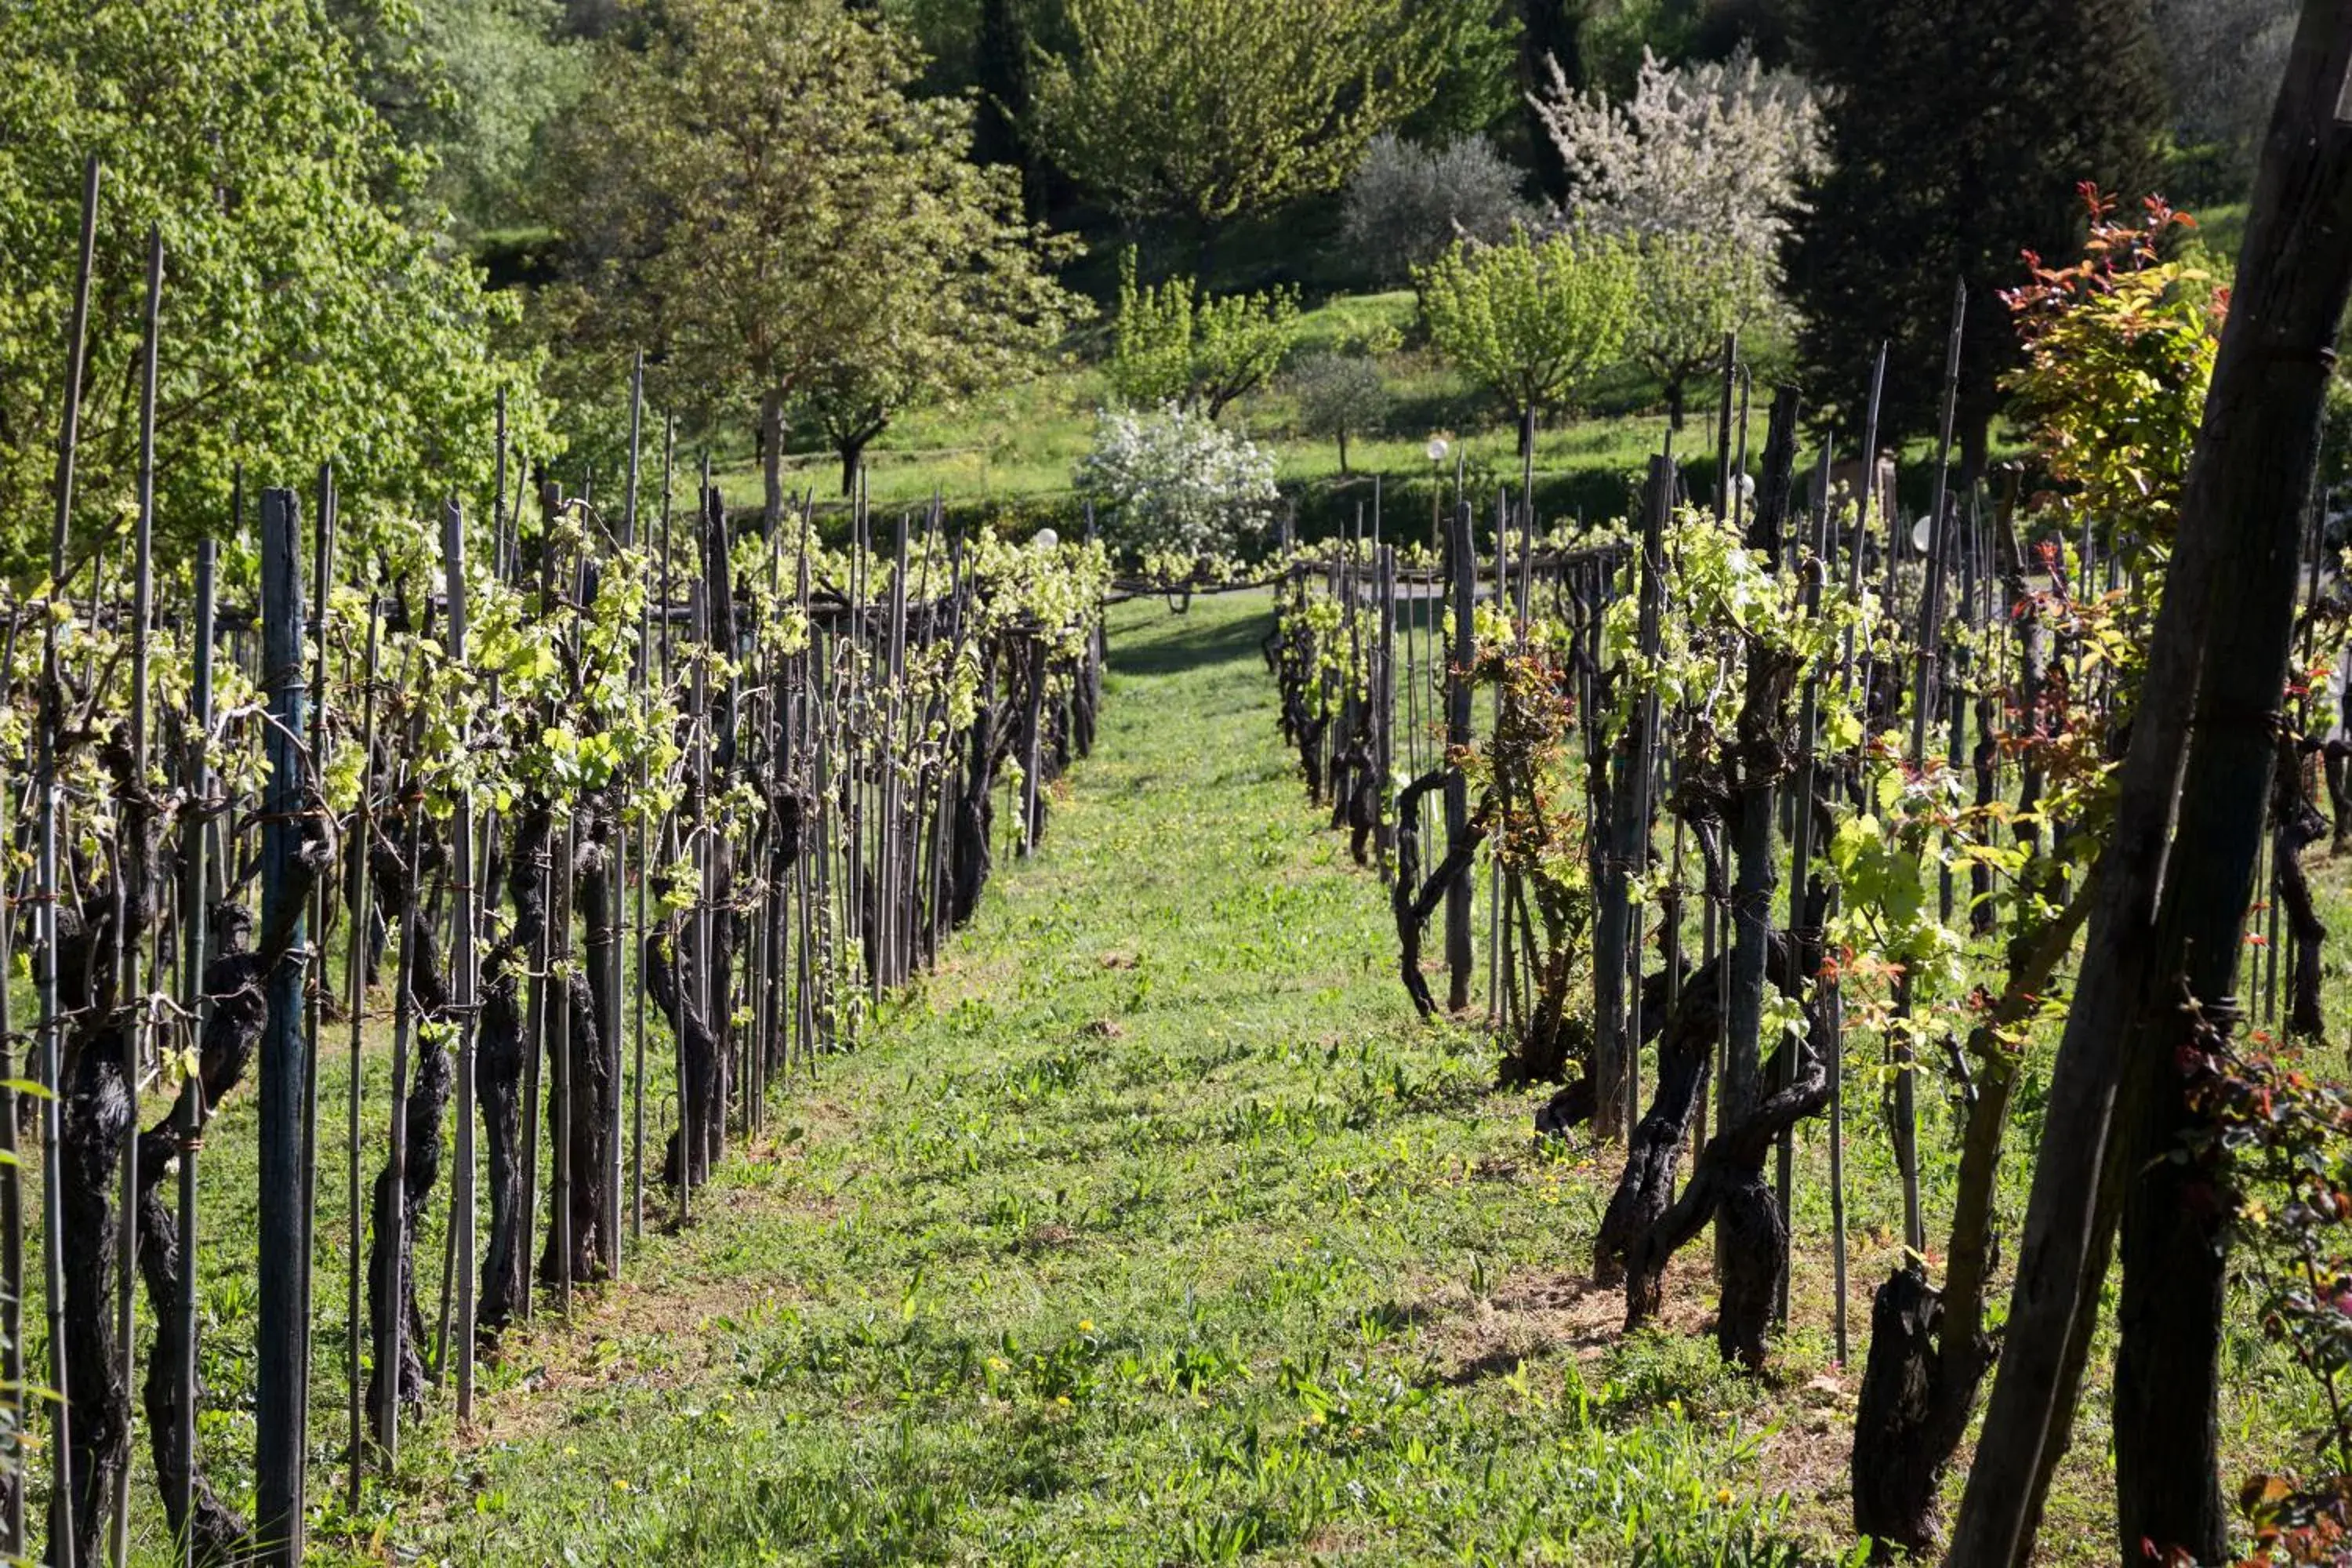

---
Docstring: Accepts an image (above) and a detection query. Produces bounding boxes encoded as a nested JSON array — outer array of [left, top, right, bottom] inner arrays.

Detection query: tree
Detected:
[[1629, 231, 1777, 426], [1401, 0, 1526, 140], [971, 0, 1034, 196], [1029, 0, 1447, 232], [1579, 0, 1701, 96], [1341, 132, 1541, 287], [540, 0, 1079, 524], [1288, 350, 1390, 472], [331, 0, 587, 230], [1532, 45, 1821, 263], [2151, 0, 2299, 196], [1076, 403, 1278, 564], [0, 0, 535, 582], [1107, 249, 1300, 417], [1947, 6, 2352, 1562], [1781, 0, 2168, 481], [1519, 0, 1590, 201], [1416, 227, 1637, 454]]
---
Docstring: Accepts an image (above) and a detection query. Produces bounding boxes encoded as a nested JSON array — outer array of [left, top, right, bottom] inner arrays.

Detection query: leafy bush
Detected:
[[1417, 226, 1638, 453], [1076, 404, 1278, 564], [2001, 188, 2222, 551], [1340, 132, 1539, 286], [1108, 249, 1300, 416]]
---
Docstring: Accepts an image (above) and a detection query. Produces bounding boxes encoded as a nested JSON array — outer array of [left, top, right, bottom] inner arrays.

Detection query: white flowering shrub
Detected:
[[1076, 404, 1279, 564]]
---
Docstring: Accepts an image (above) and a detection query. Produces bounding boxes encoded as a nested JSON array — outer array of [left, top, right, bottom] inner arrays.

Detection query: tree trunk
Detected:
[[2276, 737, 2328, 1038], [1595, 953, 1720, 1283], [365, 921, 451, 1426], [60, 1019, 131, 1563], [1958, 408, 1991, 496], [361, 773, 459, 1416], [535, 964, 607, 1287], [1623, 1027, 1831, 1367], [1518, 404, 1537, 459], [1947, 10, 2352, 1561], [1722, 391, 1802, 1140], [477, 813, 543, 1337], [652, 918, 728, 1188], [1852, 874, 2091, 1559], [1443, 499, 1476, 1012], [762, 386, 786, 532], [838, 435, 866, 499], [137, 924, 263, 1564]]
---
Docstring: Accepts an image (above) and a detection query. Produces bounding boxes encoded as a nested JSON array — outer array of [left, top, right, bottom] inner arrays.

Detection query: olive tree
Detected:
[[1340, 132, 1541, 286], [1288, 351, 1389, 473]]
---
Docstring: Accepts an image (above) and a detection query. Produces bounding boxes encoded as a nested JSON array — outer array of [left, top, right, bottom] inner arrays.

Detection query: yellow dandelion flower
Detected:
[[1054, 1395, 1072, 1407], [1079, 1319, 1095, 1334], [1715, 1489, 1733, 1507]]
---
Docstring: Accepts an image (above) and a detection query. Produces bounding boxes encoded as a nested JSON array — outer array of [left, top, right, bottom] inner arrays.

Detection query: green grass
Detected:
[[350, 590, 1860, 1566], [60, 584, 2344, 1564], [733, 289, 1775, 525]]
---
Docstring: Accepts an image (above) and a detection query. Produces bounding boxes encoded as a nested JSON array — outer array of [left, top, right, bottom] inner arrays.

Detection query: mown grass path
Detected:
[[397, 590, 1884, 1566]]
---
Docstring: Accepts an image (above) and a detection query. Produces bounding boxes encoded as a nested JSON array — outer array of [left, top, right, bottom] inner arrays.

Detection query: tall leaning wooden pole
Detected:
[[1949, 5, 2352, 1561]]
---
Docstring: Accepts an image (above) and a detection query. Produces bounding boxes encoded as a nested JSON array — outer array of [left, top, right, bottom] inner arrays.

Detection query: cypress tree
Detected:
[[1782, 0, 2168, 479]]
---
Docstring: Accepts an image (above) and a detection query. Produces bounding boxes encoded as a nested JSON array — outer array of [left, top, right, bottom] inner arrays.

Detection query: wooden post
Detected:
[[111, 223, 163, 1568], [296, 459, 335, 1497], [1624, 454, 1671, 1139], [1778, 441, 1833, 1330], [1019, 636, 1048, 856], [255, 487, 313, 1566], [0, 634, 20, 1559], [1443, 499, 1475, 1012], [442, 499, 480, 1422], [551, 815, 575, 1314], [38, 154, 100, 1568], [344, 604, 379, 1509], [1953, 10, 2352, 1558], [173, 537, 217, 1563]]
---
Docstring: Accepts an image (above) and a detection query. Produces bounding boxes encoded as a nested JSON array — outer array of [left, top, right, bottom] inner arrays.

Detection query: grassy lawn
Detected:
[[81, 583, 2335, 1563], [355, 589, 1846, 1566], [731, 289, 1784, 527]]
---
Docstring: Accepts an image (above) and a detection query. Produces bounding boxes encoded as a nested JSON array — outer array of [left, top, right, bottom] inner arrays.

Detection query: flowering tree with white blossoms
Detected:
[[1529, 48, 1820, 427], [1076, 403, 1279, 565], [1530, 46, 1824, 263]]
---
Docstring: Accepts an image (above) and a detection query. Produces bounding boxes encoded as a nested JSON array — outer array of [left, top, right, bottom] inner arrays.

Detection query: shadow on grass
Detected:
[[1108, 602, 1273, 679]]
